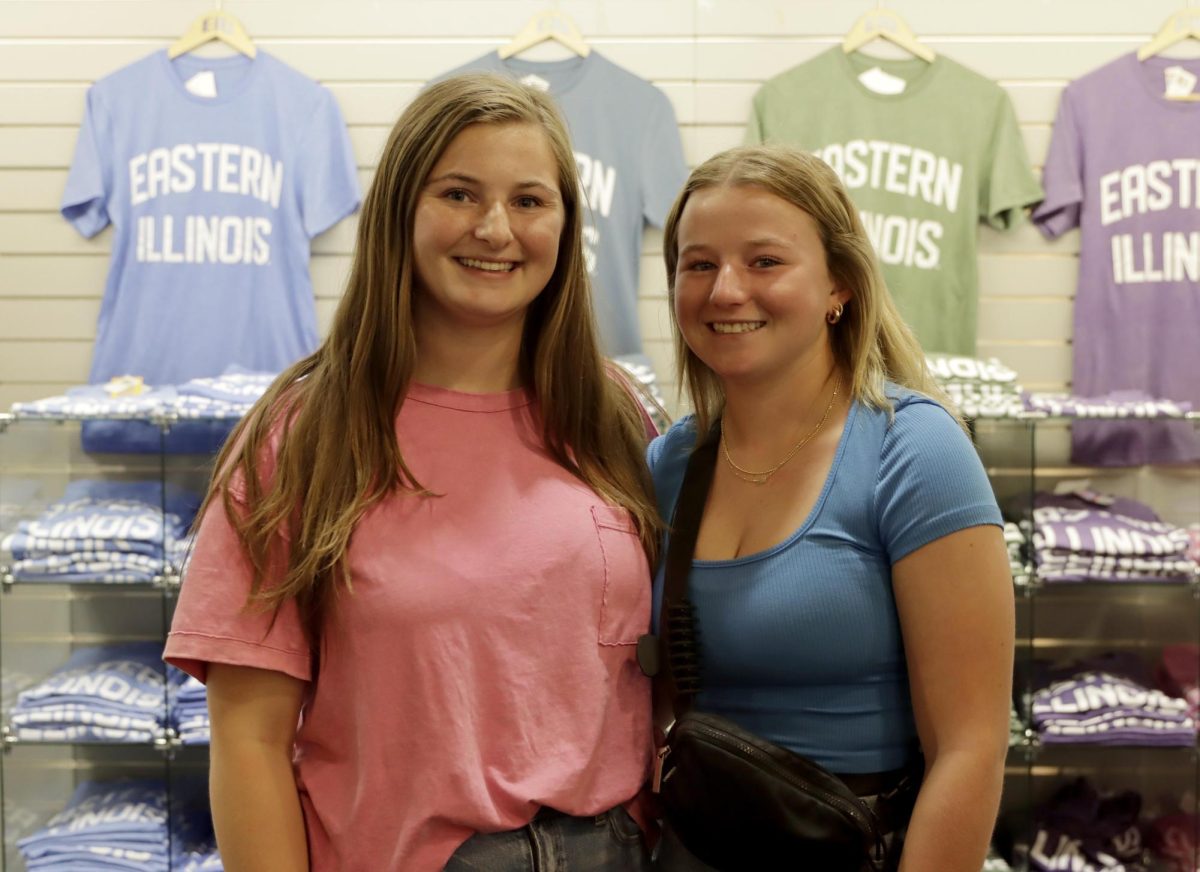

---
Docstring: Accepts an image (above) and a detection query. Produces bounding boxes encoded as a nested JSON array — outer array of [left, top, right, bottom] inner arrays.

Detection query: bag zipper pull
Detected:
[[651, 745, 671, 793]]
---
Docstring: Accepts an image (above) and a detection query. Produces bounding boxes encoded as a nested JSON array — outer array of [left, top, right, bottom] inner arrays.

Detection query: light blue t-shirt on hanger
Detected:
[[62, 49, 360, 451], [436, 50, 688, 360]]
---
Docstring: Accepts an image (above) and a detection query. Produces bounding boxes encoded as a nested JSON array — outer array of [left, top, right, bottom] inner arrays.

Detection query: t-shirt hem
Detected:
[[163, 630, 312, 684], [888, 506, 1003, 565]]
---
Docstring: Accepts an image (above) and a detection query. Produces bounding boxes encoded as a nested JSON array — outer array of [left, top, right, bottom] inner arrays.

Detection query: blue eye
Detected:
[[752, 256, 781, 268], [444, 188, 470, 202], [515, 195, 542, 208]]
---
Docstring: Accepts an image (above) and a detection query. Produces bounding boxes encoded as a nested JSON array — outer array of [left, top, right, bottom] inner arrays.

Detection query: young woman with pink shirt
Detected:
[[164, 73, 660, 872]]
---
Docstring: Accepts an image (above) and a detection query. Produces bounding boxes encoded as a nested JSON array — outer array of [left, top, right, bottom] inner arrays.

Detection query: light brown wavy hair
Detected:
[[203, 73, 662, 648], [661, 144, 956, 434]]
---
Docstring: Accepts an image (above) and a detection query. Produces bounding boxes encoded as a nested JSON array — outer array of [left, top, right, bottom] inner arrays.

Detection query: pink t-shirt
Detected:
[[164, 383, 653, 871]]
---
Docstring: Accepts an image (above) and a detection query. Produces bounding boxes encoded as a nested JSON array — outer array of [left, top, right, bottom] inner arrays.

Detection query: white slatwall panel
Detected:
[[0, 0, 1194, 478]]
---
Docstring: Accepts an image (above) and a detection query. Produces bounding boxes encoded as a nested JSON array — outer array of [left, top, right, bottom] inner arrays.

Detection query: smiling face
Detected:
[[672, 183, 851, 388], [411, 122, 566, 339]]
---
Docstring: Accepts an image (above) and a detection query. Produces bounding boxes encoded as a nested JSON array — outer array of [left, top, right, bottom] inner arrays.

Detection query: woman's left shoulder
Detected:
[[883, 386, 964, 434]]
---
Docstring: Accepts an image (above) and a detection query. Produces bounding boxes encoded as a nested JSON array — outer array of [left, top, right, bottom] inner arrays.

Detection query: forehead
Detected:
[[679, 183, 822, 242], [430, 122, 560, 181]]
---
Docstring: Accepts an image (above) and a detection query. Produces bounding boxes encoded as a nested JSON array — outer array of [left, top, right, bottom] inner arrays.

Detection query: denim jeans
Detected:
[[444, 806, 651, 871]]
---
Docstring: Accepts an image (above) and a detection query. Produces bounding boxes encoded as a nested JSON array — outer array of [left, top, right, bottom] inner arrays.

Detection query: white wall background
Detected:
[[0, 0, 1197, 494]]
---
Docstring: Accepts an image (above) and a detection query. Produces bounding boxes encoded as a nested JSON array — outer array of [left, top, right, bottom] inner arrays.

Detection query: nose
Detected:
[[474, 201, 513, 247], [709, 263, 747, 305]]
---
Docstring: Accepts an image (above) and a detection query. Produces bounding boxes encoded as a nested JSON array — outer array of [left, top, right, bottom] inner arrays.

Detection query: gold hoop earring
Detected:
[[826, 304, 844, 325]]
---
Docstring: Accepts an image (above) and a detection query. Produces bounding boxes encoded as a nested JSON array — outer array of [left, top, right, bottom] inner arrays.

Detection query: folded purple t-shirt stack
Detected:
[[1032, 491, 1198, 584], [1026, 777, 1146, 872], [1032, 654, 1196, 747]]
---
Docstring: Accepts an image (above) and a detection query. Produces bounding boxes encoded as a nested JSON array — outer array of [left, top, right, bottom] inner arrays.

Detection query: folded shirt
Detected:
[[1034, 489, 1162, 524], [169, 672, 210, 745], [927, 353, 1025, 418], [1022, 389, 1193, 419], [10, 386, 176, 421], [8, 552, 167, 584], [1032, 504, 1197, 585], [1026, 778, 1145, 872], [9, 369, 276, 424], [16, 779, 223, 872], [17, 779, 167, 846], [1035, 556, 1196, 584], [2, 480, 198, 584], [1032, 669, 1196, 746], [10, 644, 168, 744], [926, 353, 1020, 385]]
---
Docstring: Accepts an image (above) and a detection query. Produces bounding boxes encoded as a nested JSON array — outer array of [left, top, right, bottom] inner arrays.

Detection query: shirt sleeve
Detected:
[[296, 88, 361, 239], [163, 489, 310, 685], [645, 417, 698, 522], [61, 86, 112, 238], [1030, 86, 1083, 239], [874, 399, 1002, 565], [640, 89, 688, 227], [980, 89, 1044, 231]]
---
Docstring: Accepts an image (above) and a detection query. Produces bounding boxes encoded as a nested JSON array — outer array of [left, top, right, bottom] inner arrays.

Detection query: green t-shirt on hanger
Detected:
[[747, 48, 1043, 355]]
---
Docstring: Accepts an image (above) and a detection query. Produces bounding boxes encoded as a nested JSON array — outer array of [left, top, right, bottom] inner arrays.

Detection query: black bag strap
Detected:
[[651, 421, 721, 723]]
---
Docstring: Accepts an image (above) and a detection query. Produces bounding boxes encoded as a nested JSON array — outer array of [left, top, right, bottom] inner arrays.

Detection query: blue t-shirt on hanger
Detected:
[[62, 49, 360, 452]]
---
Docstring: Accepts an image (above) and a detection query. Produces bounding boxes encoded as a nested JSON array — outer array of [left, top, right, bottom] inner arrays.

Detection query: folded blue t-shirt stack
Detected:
[[9, 366, 277, 454], [9, 643, 168, 743], [17, 780, 170, 871], [2, 480, 198, 583], [172, 798, 223, 871], [169, 668, 210, 746], [9, 386, 176, 421], [169, 369, 277, 421], [17, 779, 224, 871]]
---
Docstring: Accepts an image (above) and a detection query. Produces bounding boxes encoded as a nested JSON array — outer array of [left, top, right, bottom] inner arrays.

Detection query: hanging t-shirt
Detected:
[[1032, 53, 1200, 466], [62, 50, 360, 450], [434, 51, 688, 359], [747, 48, 1042, 356]]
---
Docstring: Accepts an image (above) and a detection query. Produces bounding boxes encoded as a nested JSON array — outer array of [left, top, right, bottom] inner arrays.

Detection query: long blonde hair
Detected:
[[662, 144, 953, 433], [205, 73, 661, 645]]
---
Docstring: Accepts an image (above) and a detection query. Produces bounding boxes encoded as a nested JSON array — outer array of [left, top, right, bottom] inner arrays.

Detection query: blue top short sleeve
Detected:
[[645, 389, 1001, 773], [874, 395, 1002, 564]]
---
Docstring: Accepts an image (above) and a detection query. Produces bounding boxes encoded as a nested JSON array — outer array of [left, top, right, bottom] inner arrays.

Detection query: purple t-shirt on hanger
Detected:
[[1033, 53, 1200, 467]]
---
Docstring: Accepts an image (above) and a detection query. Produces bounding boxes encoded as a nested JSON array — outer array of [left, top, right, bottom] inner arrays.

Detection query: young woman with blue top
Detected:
[[648, 145, 1015, 871]]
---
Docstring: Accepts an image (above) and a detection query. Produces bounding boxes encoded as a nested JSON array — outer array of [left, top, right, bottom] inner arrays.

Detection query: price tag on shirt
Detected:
[[519, 73, 551, 92], [1164, 66, 1198, 99], [858, 67, 907, 95], [184, 70, 218, 99]]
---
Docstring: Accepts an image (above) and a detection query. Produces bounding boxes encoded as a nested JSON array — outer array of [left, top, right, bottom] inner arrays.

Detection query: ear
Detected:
[[831, 285, 853, 308]]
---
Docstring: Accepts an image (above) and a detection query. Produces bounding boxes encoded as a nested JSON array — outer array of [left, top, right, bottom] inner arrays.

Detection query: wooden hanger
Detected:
[[842, 5, 935, 63], [1139, 5, 1200, 101], [498, 9, 590, 60], [168, 1, 256, 60], [1139, 6, 1200, 60]]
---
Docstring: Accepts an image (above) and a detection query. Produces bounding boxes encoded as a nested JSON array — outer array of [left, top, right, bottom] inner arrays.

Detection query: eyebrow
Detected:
[[425, 172, 559, 194], [678, 237, 790, 257]]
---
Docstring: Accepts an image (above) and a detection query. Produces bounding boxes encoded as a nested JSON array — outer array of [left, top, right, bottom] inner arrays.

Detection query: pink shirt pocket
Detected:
[[590, 505, 652, 646]]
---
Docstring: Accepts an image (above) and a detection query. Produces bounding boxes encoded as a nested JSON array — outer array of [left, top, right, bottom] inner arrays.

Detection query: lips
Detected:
[[456, 256, 517, 272], [710, 321, 766, 334]]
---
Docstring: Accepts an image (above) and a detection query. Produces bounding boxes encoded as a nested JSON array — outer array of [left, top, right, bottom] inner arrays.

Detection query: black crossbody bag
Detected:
[[637, 424, 920, 871]]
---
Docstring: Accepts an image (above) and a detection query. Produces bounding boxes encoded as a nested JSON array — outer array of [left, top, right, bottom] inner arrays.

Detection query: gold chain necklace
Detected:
[[720, 377, 841, 485]]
